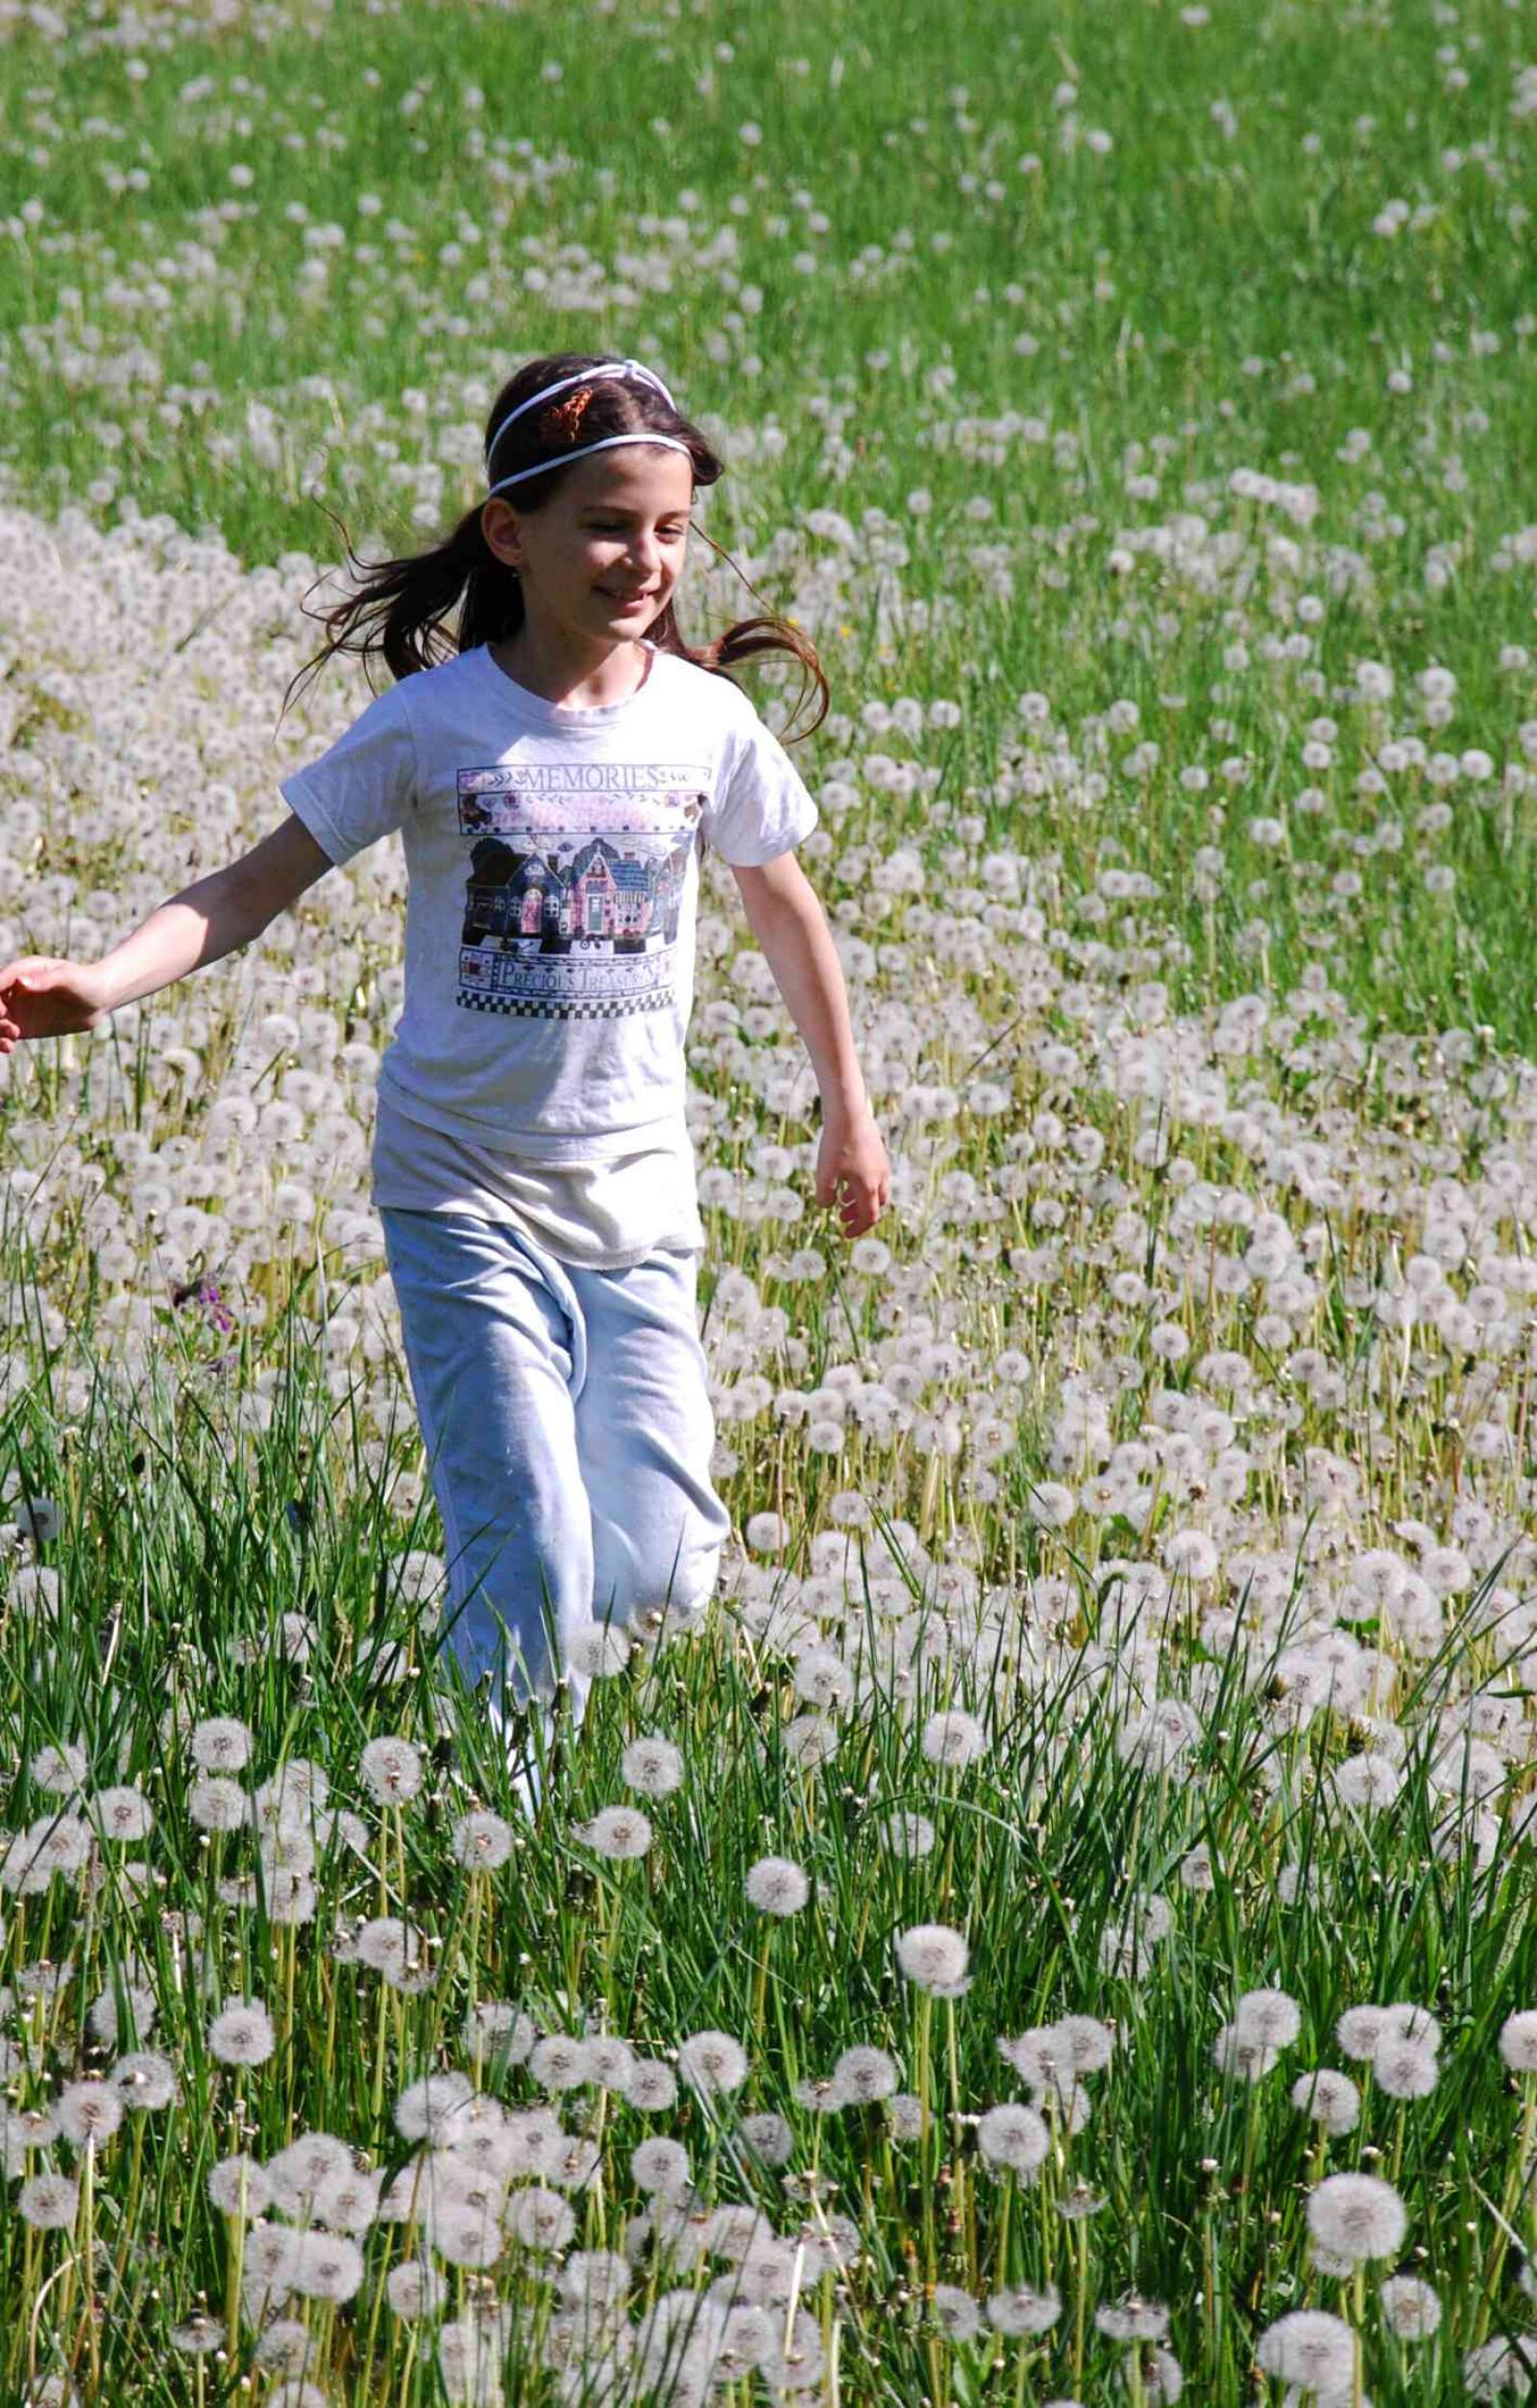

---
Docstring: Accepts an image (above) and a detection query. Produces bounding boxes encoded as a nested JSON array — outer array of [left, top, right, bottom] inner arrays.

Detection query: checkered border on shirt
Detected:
[[456, 989, 672, 1020]]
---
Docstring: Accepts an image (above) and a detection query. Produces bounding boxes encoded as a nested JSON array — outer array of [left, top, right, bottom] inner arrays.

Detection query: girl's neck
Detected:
[[488, 626, 652, 712]]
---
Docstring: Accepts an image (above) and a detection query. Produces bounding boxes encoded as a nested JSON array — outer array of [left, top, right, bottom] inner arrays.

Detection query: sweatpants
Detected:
[[378, 1206, 733, 1735]]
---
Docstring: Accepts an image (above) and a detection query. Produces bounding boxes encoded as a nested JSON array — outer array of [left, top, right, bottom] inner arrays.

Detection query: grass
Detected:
[[2, 0, 1537, 2400]]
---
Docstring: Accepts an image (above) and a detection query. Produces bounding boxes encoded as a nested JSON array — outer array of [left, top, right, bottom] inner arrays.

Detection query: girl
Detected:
[[0, 351, 890, 1784]]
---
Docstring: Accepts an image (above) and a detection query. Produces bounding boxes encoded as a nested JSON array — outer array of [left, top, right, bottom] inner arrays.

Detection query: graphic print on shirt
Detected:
[[455, 764, 710, 1020]]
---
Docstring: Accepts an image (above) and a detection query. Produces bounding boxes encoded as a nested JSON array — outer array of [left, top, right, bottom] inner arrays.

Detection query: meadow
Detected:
[[3, 0, 1537, 2399]]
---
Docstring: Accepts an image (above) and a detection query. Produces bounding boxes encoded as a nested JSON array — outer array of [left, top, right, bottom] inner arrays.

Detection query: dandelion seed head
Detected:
[[358, 1734, 426, 1805], [56, 2076, 126, 2145], [977, 2101, 1050, 2175], [631, 2137, 692, 2196], [1499, 2010, 1537, 2074], [738, 2109, 794, 2164], [31, 1742, 88, 1794], [1256, 2308, 1357, 2389], [920, 1708, 988, 1767], [207, 1998, 276, 2067], [1306, 2171, 1408, 2264], [190, 1715, 255, 1774], [676, 2029, 749, 2098], [1373, 2037, 1439, 2100], [624, 2058, 680, 2113], [1378, 2273, 1441, 2341], [744, 1855, 811, 1915], [832, 2044, 899, 2105], [386, 2255, 446, 2320], [1291, 2068, 1360, 2135], [986, 2280, 1062, 2335], [896, 1922, 970, 1993], [17, 2173, 80, 2229], [208, 2153, 274, 2218], [1095, 2294, 1170, 2343], [1233, 1987, 1302, 2048], [578, 1805, 653, 1860], [621, 1734, 685, 1798], [451, 1808, 515, 1870]]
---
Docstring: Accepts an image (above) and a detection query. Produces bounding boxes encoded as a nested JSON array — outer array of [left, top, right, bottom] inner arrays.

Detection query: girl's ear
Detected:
[[480, 501, 523, 570]]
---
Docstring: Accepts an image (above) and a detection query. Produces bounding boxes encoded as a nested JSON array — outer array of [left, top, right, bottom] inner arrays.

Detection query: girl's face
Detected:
[[482, 448, 695, 646]]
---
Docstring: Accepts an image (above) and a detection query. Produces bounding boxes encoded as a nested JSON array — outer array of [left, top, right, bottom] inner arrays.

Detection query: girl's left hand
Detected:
[[815, 1100, 890, 1241]]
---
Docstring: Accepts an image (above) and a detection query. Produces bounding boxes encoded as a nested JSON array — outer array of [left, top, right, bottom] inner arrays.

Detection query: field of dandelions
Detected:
[[3, 1, 1537, 2402]]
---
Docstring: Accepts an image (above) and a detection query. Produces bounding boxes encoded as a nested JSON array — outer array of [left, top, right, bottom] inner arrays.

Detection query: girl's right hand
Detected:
[[0, 957, 112, 1053]]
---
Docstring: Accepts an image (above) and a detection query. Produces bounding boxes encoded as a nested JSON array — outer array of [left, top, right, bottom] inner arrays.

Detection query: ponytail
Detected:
[[281, 352, 830, 741]]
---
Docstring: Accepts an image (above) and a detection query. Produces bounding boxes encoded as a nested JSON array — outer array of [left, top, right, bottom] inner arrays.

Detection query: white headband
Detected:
[[485, 358, 689, 497], [488, 433, 693, 498]]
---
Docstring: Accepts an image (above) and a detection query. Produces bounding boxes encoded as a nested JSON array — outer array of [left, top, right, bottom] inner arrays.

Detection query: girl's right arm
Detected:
[[0, 815, 335, 1054]]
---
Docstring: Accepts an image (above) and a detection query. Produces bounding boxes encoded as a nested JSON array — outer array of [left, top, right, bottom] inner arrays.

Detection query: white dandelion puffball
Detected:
[[896, 1923, 970, 1993], [451, 1810, 515, 1871], [207, 2155, 274, 2219], [630, 2137, 691, 2196], [1233, 1987, 1302, 2048], [1373, 2037, 1439, 2101], [833, 2045, 899, 2105], [564, 1621, 631, 1679], [744, 1856, 811, 1916], [1305, 2171, 1408, 2264], [577, 1806, 652, 1861], [739, 2109, 794, 2164], [189, 1776, 251, 1834], [621, 1734, 685, 1798], [744, 1511, 792, 1555], [986, 2281, 1062, 2335], [358, 1735, 425, 1805], [1499, 2011, 1537, 2074], [1290, 2069, 1360, 2136], [18, 2174, 80, 2229], [190, 1715, 255, 1775], [88, 1785, 155, 1843], [977, 2101, 1050, 2176], [56, 2078, 126, 2146], [1378, 2274, 1441, 2341], [31, 1741, 89, 1794], [110, 2052, 179, 2112], [676, 2029, 749, 2098], [1256, 2309, 1357, 2391], [387, 2257, 446, 2321], [920, 1709, 988, 1768], [1096, 2296, 1171, 2342], [932, 2285, 984, 2342], [1336, 2004, 1391, 2061], [207, 1999, 277, 2068], [623, 2058, 679, 2113], [1028, 1481, 1077, 1530]]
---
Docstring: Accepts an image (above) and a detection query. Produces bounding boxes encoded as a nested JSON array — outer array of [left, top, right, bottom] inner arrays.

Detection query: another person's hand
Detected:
[[815, 1099, 890, 1241], [0, 957, 112, 1054]]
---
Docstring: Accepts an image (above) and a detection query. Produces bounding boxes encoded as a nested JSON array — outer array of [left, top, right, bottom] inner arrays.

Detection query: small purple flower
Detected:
[[172, 1276, 235, 1335]]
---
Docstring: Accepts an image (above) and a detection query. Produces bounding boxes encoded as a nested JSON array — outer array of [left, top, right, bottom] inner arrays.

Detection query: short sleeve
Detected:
[[702, 698, 820, 867], [279, 679, 419, 869]]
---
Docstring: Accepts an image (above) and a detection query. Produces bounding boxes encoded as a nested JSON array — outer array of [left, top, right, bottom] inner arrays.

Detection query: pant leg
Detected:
[[378, 1207, 595, 1723], [568, 1244, 733, 1643]]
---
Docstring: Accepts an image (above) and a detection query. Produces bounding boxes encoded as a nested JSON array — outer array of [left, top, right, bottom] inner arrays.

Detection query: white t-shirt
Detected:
[[368, 1087, 705, 1268], [281, 640, 818, 1251]]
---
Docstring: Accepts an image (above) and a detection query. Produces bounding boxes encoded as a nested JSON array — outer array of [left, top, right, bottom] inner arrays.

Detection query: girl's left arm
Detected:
[[729, 852, 890, 1240]]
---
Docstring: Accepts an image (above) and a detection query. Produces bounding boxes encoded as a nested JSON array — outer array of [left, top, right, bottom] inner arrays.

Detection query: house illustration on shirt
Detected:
[[454, 774, 706, 1018], [462, 831, 694, 955]]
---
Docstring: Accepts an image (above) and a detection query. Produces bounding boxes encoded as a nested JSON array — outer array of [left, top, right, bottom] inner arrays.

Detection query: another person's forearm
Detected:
[[744, 891, 868, 1117], [95, 867, 268, 1012]]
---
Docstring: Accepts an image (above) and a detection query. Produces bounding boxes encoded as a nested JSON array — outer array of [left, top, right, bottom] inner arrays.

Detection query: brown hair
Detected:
[[282, 351, 829, 740]]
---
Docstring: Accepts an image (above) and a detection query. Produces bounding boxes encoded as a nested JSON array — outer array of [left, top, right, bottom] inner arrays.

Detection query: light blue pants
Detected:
[[379, 1207, 733, 1732]]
